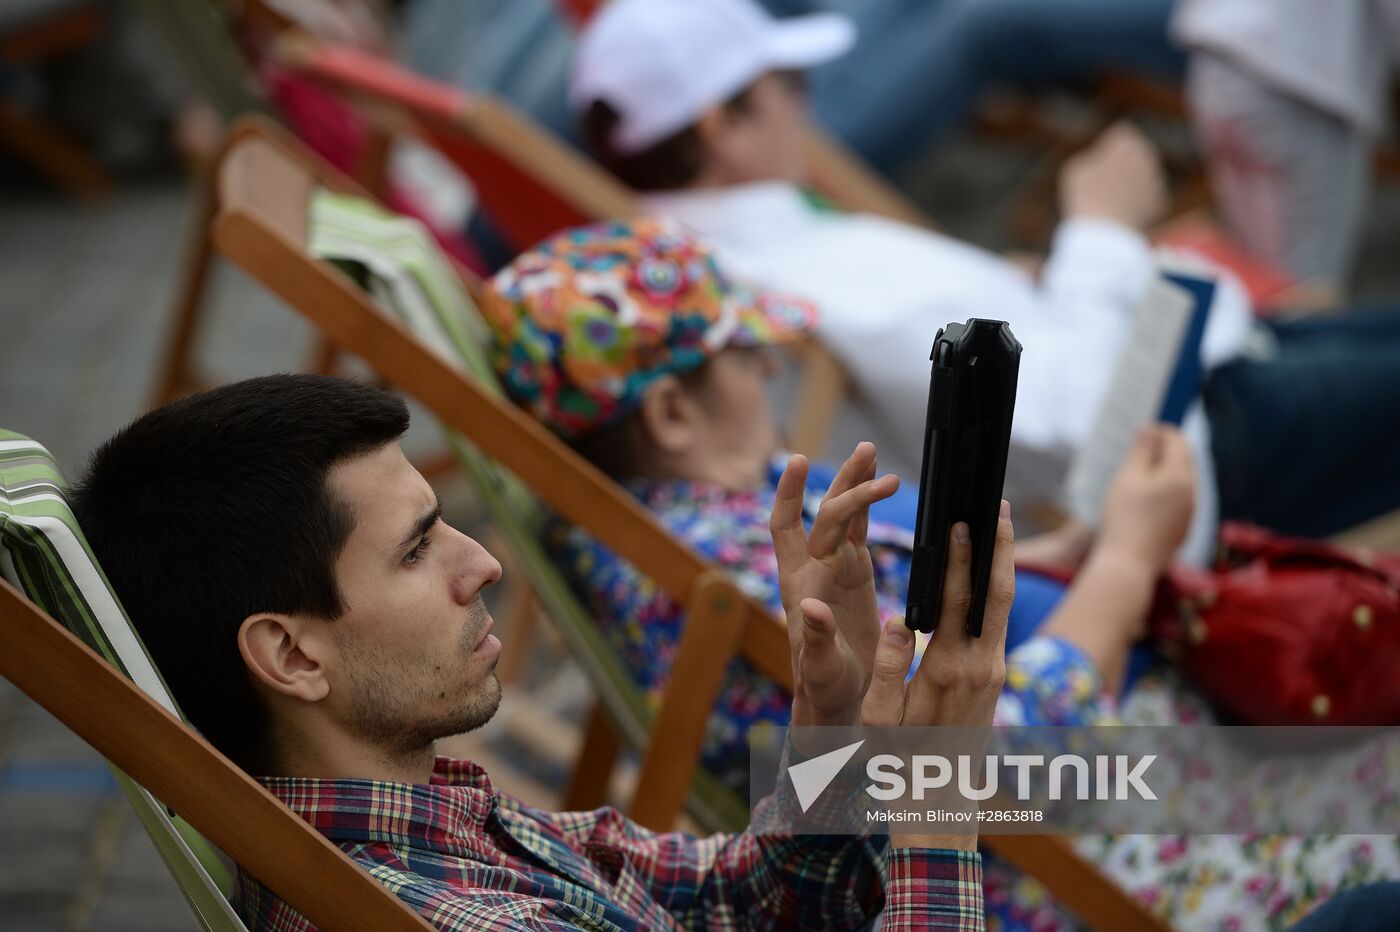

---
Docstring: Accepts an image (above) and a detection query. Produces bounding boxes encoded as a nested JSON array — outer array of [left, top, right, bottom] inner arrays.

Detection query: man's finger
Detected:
[[807, 474, 899, 558], [849, 451, 877, 548], [1160, 428, 1193, 471], [979, 500, 1015, 654], [930, 522, 974, 650], [771, 454, 812, 573], [821, 441, 876, 506], [861, 619, 914, 727], [1130, 426, 1162, 467], [798, 598, 845, 685]]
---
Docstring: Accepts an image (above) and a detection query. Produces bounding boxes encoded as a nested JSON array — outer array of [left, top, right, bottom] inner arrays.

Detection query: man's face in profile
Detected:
[[320, 443, 503, 754]]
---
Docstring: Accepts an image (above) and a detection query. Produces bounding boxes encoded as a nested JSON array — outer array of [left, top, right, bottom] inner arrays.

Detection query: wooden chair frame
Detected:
[[206, 121, 1168, 931], [0, 1, 113, 201], [0, 576, 432, 930]]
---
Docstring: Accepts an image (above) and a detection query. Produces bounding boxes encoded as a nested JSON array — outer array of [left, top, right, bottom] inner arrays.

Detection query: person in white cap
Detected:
[[571, 0, 1400, 568]]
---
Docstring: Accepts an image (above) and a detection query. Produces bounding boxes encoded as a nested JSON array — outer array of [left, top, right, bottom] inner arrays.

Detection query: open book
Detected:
[[1062, 272, 1216, 525]]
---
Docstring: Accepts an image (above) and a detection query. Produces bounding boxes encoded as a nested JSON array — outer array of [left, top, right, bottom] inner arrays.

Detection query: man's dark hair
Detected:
[[70, 374, 410, 773], [582, 84, 757, 192]]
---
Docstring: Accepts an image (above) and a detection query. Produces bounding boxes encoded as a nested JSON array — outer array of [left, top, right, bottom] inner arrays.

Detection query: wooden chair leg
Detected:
[[561, 701, 622, 812], [306, 336, 343, 377], [982, 835, 1170, 932], [787, 340, 848, 461], [493, 578, 541, 687], [627, 571, 747, 831], [412, 449, 465, 486], [150, 160, 220, 408], [0, 99, 112, 203]]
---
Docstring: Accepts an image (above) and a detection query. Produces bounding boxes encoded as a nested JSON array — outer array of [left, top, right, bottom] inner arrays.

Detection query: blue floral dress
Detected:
[[544, 456, 1108, 788]]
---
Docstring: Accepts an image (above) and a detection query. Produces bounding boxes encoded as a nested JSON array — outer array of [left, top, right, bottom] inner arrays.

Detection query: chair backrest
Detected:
[[272, 35, 935, 246], [0, 432, 432, 931], [0, 432, 243, 931], [274, 34, 637, 253]]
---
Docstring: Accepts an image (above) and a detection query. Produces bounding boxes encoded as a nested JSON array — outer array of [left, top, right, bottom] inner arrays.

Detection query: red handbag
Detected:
[[1150, 522, 1400, 725]]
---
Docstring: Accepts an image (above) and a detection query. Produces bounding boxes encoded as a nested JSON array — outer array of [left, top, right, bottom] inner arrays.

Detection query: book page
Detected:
[[1062, 277, 1193, 525]]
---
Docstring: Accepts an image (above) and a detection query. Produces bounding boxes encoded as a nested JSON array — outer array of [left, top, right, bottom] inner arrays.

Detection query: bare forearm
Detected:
[[1036, 547, 1155, 694]]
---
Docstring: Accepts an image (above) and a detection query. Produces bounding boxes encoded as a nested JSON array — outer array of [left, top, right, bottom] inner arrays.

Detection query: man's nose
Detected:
[[451, 530, 503, 602]]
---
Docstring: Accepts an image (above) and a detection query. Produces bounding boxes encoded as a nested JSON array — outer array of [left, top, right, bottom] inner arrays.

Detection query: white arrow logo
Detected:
[[788, 740, 866, 812]]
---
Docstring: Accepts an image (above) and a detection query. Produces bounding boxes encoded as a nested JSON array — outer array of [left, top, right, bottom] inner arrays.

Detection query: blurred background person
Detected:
[[399, 0, 1183, 181], [1175, 0, 1400, 296]]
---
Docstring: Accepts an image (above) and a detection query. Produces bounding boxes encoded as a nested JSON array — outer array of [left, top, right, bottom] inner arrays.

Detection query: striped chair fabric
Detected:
[[0, 430, 248, 931]]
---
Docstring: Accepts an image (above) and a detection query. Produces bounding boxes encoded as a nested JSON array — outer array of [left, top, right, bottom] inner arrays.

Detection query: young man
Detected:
[[70, 372, 1013, 930], [570, 0, 1400, 565]]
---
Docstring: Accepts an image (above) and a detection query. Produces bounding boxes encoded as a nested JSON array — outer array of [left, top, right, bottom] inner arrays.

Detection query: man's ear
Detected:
[[638, 374, 703, 456], [238, 613, 331, 703]]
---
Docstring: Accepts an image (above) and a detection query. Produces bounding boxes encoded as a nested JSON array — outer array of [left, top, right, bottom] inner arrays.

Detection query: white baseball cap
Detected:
[[571, 0, 856, 155]]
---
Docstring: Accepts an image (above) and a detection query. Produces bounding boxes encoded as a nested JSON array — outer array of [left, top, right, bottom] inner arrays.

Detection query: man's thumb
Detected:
[[862, 620, 914, 726]]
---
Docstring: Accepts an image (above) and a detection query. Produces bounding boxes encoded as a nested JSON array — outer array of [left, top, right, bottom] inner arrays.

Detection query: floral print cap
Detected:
[[481, 217, 817, 439]]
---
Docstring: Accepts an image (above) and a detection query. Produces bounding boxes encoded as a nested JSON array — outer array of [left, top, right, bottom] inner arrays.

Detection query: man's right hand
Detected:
[[1059, 121, 1168, 231], [860, 502, 1015, 851]]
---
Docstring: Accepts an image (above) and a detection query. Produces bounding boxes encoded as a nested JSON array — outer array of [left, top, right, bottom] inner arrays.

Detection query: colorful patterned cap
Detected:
[[481, 217, 817, 438]]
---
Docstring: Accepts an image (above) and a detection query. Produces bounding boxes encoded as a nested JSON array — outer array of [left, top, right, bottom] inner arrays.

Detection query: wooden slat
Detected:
[[983, 834, 1170, 932], [0, 99, 112, 202], [0, 579, 432, 931], [561, 702, 622, 812], [0, 3, 102, 65], [787, 339, 849, 460], [629, 570, 750, 830], [800, 127, 937, 229]]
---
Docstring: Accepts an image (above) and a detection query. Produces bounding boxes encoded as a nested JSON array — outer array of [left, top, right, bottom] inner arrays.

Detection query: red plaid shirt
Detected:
[[234, 757, 984, 930]]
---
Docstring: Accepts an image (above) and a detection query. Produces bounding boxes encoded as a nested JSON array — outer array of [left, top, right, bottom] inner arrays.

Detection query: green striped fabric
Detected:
[[308, 194, 749, 830], [0, 431, 247, 932]]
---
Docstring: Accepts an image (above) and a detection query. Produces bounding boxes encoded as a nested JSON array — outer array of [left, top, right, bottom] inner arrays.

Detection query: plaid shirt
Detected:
[[234, 757, 984, 930]]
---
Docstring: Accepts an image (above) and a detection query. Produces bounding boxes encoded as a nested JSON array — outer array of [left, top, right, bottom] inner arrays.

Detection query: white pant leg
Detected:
[[1186, 53, 1372, 289]]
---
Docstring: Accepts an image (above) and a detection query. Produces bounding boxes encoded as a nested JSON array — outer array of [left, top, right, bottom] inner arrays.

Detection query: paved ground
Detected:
[[2, 119, 1398, 928]]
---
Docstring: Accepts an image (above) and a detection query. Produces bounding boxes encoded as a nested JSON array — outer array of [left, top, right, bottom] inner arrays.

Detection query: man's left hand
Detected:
[[771, 442, 900, 729]]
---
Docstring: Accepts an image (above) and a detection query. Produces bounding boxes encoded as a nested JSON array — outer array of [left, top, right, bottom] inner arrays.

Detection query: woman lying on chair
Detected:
[[481, 217, 1400, 931]]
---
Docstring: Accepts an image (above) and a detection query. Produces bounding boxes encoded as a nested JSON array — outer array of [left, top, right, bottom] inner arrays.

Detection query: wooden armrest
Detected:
[[628, 570, 753, 830]]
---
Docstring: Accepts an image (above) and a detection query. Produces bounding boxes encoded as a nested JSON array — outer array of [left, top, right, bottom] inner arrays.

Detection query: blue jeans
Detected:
[[804, 0, 1184, 175], [1205, 311, 1400, 538], [401, 0, 1183, 177], [1288, 882, 1400, 931]]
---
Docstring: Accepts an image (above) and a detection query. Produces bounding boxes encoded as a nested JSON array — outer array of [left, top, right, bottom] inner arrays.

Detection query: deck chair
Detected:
[[151, 22, 909, 458], [0, 431, 434, 930], [205, 123, 1170, 932], [0, 1, 113, 201]]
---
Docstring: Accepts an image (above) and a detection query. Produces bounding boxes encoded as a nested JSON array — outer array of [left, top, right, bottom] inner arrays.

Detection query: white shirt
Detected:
[[643, 182, 1254, 565], [1173, 0, 1400, 133]]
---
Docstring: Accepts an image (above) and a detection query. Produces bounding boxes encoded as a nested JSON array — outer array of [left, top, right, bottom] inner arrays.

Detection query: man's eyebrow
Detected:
[[396, 501, 443, 553]]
